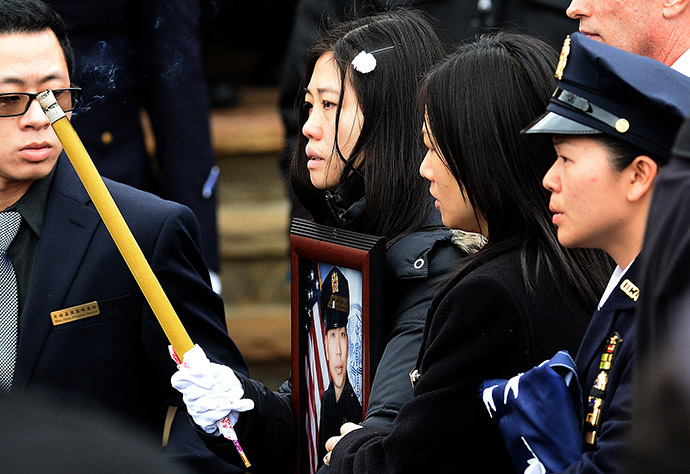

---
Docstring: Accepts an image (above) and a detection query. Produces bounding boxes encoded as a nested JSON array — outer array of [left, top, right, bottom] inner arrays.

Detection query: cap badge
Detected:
[[555, 35, 571, 80], [614, 118, 630, 133], [331, 270, 339, 293]]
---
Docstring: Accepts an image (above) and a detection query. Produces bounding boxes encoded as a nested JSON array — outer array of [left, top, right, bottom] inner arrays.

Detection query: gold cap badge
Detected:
[[555, 35, 571, 80], [331, 270, 339, 293]]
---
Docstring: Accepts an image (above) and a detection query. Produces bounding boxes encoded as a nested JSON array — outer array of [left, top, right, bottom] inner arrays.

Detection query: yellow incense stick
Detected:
[[37, 90, 194, 357]]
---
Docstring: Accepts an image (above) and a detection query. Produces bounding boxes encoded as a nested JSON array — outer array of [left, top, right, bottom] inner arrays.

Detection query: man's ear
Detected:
[[626, 155, 659, 202], [663, 0, 690, 19]]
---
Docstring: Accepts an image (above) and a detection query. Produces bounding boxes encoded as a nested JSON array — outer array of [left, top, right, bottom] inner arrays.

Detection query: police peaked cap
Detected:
[[320, 267, 350, 330], [524, 32, 690, 162]]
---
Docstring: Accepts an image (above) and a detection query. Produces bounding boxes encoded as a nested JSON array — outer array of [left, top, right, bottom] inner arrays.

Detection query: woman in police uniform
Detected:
[[522, 32, 690, 472]]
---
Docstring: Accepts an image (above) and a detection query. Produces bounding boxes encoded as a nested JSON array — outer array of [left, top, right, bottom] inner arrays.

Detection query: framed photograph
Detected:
[[290, 217, 385, 474]]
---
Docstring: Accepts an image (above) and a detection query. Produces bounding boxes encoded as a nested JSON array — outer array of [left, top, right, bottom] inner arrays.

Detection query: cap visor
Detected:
[[522, 111, 601, 135]]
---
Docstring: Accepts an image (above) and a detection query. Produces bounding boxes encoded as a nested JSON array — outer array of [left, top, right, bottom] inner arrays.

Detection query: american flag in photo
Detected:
[[305, 262, 329, 473]]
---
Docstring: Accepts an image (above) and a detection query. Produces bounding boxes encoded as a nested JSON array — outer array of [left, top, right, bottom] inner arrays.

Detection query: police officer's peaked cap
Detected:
[[524, 32, 690, 162], [320, 267, 350, 330]]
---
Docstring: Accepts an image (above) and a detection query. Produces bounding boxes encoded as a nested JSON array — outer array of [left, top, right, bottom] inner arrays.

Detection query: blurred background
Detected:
[[196, 0, 298, 388]]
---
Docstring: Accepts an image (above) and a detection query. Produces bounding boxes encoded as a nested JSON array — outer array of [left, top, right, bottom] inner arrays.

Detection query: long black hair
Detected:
[[289, 9, 447, 241], [419, 31, 611, 306]]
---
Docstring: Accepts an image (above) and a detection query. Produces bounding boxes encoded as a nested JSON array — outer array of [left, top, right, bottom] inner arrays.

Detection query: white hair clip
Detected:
[[351, 45, 395, 74]]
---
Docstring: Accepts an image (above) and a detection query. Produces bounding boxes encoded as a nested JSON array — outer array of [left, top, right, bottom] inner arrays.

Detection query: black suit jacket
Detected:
[[13, 156, 247, 472], [329, 246, 592, 473]]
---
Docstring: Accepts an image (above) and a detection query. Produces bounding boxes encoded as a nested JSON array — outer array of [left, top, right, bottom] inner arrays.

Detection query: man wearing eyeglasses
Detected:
[[0, 1, 248, 471]]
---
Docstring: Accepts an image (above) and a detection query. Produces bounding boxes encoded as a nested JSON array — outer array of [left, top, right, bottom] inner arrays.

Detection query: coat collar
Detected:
[[13, 154, 101, 390], [321, 174, 366, 230], [574, 258, 640, 374]]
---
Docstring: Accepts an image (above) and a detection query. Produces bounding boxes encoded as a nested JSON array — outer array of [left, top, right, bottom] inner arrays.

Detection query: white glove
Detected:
[[171, 344, 255, 435]]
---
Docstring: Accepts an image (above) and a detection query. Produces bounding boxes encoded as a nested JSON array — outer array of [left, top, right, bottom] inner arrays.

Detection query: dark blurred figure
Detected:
[[634, 315, 690, 474], [199, 0, 298, 106], [636, 116, 690, 366], [634, 117, 690, 473], [0, 391, 194, 473], [277, 0, 577, 219], [47, 0, 221, 286]]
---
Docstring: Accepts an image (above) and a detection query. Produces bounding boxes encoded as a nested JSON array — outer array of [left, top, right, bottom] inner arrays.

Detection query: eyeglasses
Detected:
[[0, 87, 82, 118]]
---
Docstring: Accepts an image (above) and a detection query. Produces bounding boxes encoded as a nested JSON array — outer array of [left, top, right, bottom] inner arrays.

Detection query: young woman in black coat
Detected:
[[170, 9, 471, 473], [322, 32, 613, 473]]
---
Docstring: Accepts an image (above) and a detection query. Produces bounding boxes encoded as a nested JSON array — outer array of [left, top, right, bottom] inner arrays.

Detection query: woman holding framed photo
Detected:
[[171, 9, 473, 472]]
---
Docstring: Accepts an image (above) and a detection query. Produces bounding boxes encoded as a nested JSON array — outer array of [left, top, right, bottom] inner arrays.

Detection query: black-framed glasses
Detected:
[[0, 86, 82, 118]]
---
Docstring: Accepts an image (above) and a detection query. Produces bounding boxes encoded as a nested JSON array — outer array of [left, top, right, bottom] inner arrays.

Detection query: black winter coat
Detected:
[[328, 245, 593, 473]]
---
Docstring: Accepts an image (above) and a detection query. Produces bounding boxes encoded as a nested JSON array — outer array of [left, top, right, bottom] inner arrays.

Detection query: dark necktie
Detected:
[[0, 211, 22, 392]]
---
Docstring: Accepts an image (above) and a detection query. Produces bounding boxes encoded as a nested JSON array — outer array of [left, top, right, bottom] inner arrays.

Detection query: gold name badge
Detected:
[[619, 279, 640, 302], [51, 301, 100, 326]]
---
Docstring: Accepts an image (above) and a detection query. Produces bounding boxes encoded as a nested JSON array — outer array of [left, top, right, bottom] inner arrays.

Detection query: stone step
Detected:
[[220, 256, 290, 307], [211, 88, 293, 367], [215, 151, 292, 310], [211, 87, 285, 157], [225, 303, 291, 361], [218, 199, 290, 260]]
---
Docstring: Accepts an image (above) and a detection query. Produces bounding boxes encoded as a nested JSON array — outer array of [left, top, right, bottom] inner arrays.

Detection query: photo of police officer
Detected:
[[317, 266, 362, 465]]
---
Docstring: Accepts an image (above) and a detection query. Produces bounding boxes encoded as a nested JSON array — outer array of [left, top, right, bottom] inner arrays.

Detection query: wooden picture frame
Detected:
[[290, 218, 385, 474]]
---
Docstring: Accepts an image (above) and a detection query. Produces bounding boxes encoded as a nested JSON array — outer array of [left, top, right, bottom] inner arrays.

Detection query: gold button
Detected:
[[614, 118, 629, 133], [101, 131, 113, 145]]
